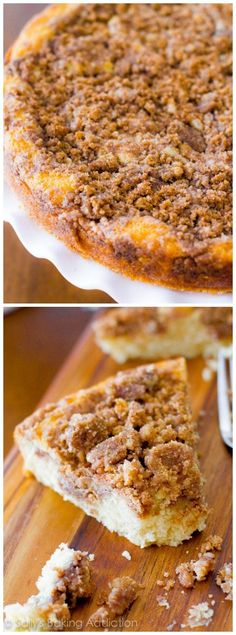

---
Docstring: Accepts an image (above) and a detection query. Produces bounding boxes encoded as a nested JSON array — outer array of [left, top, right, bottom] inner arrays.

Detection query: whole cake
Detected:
[[4, 3, 232, 291]]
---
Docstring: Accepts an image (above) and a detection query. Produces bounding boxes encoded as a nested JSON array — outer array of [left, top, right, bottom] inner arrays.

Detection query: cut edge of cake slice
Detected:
[[15, 359, 207, 548], [93, 308, 232, 363]]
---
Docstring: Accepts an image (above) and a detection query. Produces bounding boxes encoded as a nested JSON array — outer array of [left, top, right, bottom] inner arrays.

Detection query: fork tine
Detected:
[[217, 350, 233, 449], [229, 355, 233, 390]]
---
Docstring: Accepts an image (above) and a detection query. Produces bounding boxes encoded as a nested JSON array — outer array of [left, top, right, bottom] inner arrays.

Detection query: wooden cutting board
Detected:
[[4, 321, 232, 631]]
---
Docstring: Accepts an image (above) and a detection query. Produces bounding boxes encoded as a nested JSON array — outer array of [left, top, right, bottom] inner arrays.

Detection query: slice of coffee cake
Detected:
[[94, 308, 232, 363], [15, 359, 207, 547]]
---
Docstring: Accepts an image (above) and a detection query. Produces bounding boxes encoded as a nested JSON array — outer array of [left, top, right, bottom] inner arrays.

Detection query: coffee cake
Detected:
[[4, 4, 232, 291], [94, 308, 232, 362], [15, 359, 207, 548]]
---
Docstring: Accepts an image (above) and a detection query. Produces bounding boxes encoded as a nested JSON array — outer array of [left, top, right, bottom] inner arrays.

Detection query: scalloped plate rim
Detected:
[[4, 183, 232, 305]]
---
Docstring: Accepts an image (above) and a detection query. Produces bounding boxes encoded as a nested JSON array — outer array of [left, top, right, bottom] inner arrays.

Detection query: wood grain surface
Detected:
[[4, 324, 232, 631], [4, 225, 113, 304], [4, 307, 94, 456]]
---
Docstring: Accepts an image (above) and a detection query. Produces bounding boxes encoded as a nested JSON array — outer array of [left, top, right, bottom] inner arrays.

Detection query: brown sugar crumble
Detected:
[[199, 534, 223, 555], [89, 576, 140, 627], [30, 362, 202, 516], [176, 534, 222, 588], [157, 578, 175, 592], [216, 562, 232, 600], [5, 3, 232, 247], [95, 307, 232, 341]]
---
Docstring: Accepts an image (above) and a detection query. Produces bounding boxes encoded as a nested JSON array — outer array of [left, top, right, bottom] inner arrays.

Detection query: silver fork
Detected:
[[217, 347, 233, 449]]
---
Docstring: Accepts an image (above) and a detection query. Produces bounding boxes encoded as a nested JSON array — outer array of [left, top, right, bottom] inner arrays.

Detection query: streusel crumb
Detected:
[[89, 577, 140, 627], [5, 4, 232, 244], [216, 563, 232, 600], [176, 534, 222, 588]]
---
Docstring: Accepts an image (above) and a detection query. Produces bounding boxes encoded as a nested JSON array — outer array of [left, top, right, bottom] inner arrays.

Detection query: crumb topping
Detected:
[[200, 308, 232, 339], [95, 307, 169, 338], [5, 4, 232, 246], [94, 307, 232, 340], [89, 576, 140, 627], [25, 361, 204, 514]]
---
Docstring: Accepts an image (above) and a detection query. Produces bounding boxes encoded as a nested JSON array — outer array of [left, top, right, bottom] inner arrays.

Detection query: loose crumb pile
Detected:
[[4, 543, 94, 631], [89, 576, 141, 627], [167, 620, 177, 631], [157, 578, 175, 591], [186, 602, 214, 628], [176, 534, 222, 588], [199, 535, 223, 554], [156, 596, 170, 610], [216, 562, 232, 600]]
